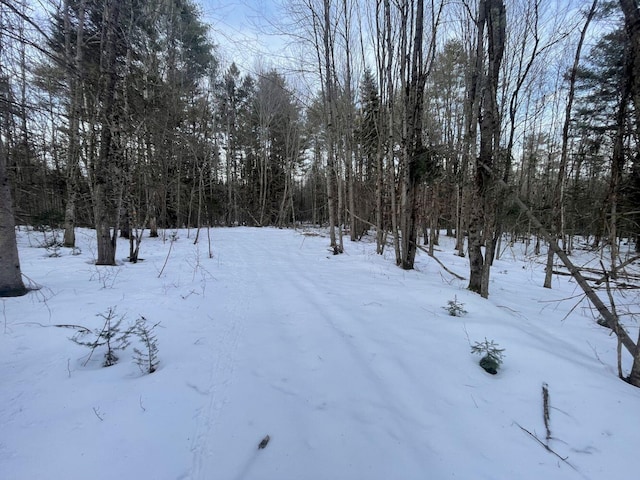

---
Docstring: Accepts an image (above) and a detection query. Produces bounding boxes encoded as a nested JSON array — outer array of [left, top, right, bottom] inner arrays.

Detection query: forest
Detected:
[[0, 1, 639, 373]]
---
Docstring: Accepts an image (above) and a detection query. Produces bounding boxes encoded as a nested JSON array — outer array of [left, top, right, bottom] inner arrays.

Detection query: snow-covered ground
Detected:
[[1, 226, 639, 480]]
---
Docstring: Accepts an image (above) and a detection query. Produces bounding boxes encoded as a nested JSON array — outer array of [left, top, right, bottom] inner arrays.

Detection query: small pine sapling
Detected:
[[71, 307, 130, 367], [132, 316, 160, 374], [444, 295, 467, 317], [471, 338, 505, 375], [46, 243, 62, 258]]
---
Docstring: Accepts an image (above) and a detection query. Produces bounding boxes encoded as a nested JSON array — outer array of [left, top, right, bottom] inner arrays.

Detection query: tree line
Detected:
[[1, 1, 639, 380]]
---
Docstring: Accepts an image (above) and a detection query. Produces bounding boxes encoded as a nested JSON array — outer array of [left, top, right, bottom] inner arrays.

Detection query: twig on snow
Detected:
[[13, 322, 91, 333], [92, 407, 104, 421], [515, 422, 568, 462], [542, 383, 551, 441]]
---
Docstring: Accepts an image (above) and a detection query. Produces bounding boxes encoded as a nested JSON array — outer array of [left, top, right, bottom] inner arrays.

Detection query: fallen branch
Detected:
[[478, 160, 638, 358], [14, 322, 91, 333], [415, 243, 466, 280], [551, 268, 640, 286], [593, 283, 639, 290], [515, 422, 570, 463], [52, 323, 91, 332], [92, 407, 104, 421], [551, 270, 600, 282], [346, 209, 378, 230], [542, 383, 551, 442], [549, 260, 640, 284], [594, 255, 640, 284]]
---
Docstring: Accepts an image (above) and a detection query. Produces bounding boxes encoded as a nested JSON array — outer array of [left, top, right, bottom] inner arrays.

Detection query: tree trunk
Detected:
[[375, 146, 384, 254], [467, 201, 484, 293], [630, 323, 640, 385], [0, 135, 27, 297], [337, 159, 344, 252], [93, 0, 121, 266], [62, 0, 85, 248], [341, 0, 357, 243], [0, 2, 30, 296], [62, 197, 76, 247], [618, 0, 640, 278], [543, 246, 554, 288], [468, 0, 506, 298], [454, 182, 466, 256], [619, 1, 640, 134], [466, 1, 487, 294], [376, 0, 394, 256], [323, 0, 339, 253], [149, 215, 158, 237], [399, 0, 436, 270]]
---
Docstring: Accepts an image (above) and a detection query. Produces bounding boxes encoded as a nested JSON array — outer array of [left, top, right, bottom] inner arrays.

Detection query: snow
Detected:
[[1, 226, 639, 480]]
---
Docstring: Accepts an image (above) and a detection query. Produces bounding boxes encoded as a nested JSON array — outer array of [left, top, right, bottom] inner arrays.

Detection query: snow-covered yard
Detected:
[[1, 226, 638, 480]]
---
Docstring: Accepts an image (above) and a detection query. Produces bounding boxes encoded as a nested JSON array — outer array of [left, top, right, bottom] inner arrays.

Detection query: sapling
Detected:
[[46, 243, 61, 258], [157, 231, 178, 278], [471, 338, 505, 374], [132, 316, 160, 374], [71, 307, 130, 367], [443, 295, 467, 317]]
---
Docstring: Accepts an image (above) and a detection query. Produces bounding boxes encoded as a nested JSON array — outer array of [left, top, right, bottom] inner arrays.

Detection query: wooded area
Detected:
[[1, 0, 639, 382]]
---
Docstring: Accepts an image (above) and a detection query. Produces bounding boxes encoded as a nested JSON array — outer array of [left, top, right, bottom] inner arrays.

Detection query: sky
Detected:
[[196, 0, 290, 72], [195, 0, 325, 103]]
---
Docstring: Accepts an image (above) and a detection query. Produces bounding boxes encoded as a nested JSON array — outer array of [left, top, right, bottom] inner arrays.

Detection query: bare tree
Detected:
[[619, 1, 640, 132], [0, 136, 27, 297], [0, 1, 28, 297], [543, 0, 598, 288], [467, 0, 506, 297], [395, 0, 443, 269], [61, 0, 86, 248], [92, 0, 123, 265], [618, 0, 640, 254], [320, 0, 340, 252]]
